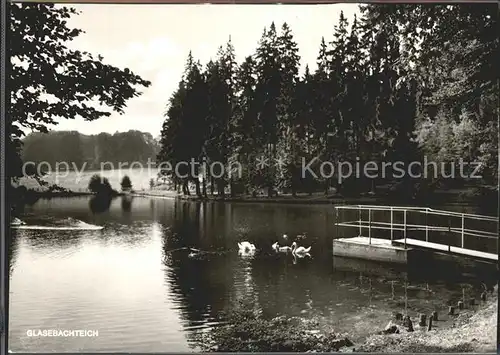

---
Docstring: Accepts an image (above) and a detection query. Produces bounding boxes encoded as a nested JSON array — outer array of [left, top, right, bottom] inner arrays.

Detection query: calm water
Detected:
[[8, 197, 497, 352]]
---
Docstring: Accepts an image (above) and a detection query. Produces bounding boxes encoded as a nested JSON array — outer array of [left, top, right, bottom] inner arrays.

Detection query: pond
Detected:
[[8, 196, 497, 352]]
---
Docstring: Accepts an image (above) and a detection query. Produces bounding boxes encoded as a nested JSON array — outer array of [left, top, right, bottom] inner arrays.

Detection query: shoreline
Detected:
[[130, 186, 497, 209], [357, 285, 498, 352], [13, 183, 498, 211], [133, 190, 381, 204], [198, 285, 498, 352]]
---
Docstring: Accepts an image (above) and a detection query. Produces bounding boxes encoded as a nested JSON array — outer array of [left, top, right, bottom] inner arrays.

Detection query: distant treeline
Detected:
[[22, 130, 160, 170]]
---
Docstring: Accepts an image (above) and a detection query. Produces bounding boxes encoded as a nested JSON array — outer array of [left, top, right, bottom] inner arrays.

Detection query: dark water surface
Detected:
[[8, 197, 497, 352]]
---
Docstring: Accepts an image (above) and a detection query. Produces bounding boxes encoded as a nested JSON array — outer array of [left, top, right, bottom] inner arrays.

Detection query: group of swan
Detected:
[[238, 235, 311, 257], [272, 241, 311, 255]]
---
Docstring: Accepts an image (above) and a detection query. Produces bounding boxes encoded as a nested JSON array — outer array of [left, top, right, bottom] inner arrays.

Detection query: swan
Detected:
[[272, 242, 292, 252], [238, 241, 256, 253], [291, 242, 311, 255]]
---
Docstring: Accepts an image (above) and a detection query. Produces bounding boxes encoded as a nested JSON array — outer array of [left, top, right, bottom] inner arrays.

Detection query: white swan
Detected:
[[238, 241, 256, 253], [272, 242, 292, 252], [291, 242, 311, 255]]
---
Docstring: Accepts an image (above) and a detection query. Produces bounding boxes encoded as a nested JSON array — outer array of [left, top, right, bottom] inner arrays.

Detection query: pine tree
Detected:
[[276, 22, 301, 194], [234, 56, 259, 193], [254, 23, 281, 196]]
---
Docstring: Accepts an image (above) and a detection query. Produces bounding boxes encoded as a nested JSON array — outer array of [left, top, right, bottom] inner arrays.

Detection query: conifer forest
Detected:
[[156, 4, 498, 200]]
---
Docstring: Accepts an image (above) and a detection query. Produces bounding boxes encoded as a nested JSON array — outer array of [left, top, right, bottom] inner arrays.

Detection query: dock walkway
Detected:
[[392, 238, 498, 261], [334, 205, 498, 264]]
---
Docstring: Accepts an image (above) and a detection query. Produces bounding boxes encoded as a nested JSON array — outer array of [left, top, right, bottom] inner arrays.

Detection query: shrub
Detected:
[[121, 175, 132, 191]]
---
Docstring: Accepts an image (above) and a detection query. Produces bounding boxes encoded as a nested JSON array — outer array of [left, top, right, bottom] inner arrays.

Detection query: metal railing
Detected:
[[334, 205, 498, 252]]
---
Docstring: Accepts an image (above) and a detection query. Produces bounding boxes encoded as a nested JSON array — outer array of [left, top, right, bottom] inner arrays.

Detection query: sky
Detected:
[[51, 4, 360, 137]]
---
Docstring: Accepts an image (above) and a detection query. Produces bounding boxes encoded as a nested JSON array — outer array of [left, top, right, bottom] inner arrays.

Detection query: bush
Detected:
[[121, 175, 132, 191]]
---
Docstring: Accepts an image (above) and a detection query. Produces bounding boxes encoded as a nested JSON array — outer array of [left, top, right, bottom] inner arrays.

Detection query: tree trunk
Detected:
[[218, 180, 225, 199], [183, 180, 190, 196], [210, 177, 214, 195], [202, 177, 207, 197], [194, 179, 201, 197], [230, 178, 235, 197]]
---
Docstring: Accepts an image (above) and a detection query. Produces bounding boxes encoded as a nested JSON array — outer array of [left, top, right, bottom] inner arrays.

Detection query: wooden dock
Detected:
[[392, 238, 498, 262], [334, 205, 498, 265]]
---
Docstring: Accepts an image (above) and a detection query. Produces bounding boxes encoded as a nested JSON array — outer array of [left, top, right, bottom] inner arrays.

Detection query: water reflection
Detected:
[[89, 195, 113, 214], [8, 196, 498, 352], [121, 196, 133, 213], [19, 229, 86, 256]]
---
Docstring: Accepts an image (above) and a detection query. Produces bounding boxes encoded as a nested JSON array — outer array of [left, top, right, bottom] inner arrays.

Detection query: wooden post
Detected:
[[368, 208, 372, 245], [481, 292, 487, 302], [448, 306, 455, 315], [403, 316, 414, 332], [390, 207, 394, 242], [461, 214, 465, 249], [427, 315, 433, 331], [404, 210, 407, 249], [458, 301, 464, 310], [432, 311, 438, 321], [418, 314, 427, 327]]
